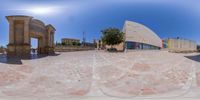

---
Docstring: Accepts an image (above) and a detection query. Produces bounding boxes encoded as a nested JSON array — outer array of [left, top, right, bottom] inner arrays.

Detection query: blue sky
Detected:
[[0, 0, 200, 48]]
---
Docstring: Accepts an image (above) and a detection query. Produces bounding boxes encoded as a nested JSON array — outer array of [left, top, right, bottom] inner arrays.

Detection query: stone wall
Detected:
[[0, 49, 3, 53], [55, 46, 95, 52], [6, 15, 56, 57], [105, 42, 124, 51]]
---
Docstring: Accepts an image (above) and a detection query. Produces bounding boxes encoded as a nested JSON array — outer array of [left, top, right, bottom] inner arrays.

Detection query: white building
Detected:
[[123, 20, 162, 50], [166, 38, 197, 52], [106, 20, 162, 51]]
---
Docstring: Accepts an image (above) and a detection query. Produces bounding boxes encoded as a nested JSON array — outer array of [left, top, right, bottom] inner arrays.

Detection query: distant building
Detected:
[[95, 40, 104, 50], [83, 42, 95, 47], [162, 38, 197, 52], [61, 38, 80, 45]]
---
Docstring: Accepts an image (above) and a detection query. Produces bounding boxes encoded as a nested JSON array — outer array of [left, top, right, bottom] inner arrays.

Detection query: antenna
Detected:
[[82, 31, 86, 46]]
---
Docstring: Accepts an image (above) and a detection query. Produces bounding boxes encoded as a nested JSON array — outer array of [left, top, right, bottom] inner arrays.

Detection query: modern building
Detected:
[[99, 20, 197, 52], [61, 38, 80, 45], [105, 20, 162, 51], [123, 20, 162, 50], [162, 38, 197, 52]]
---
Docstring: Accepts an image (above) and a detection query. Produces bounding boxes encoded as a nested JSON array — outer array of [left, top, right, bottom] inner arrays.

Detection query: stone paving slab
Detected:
[[0, 51, 199, 99]]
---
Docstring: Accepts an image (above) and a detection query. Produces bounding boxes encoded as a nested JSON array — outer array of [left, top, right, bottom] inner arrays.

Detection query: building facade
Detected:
[[61, 38, 80, 45], [123, 20, 162, 50], [100, 21, 197, 52], [162, 38, 197, 52], [95, 40, 105, 50], [105, 20, 162, 51]]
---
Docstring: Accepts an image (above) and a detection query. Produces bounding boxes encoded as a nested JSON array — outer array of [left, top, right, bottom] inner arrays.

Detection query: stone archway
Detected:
[[6, 15, 56, 57]]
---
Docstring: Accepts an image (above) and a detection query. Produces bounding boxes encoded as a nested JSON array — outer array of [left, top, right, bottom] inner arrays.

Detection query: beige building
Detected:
[[61, 38, 80, 45], [95, 40, 106, 50], [6, 15, 56, 57], [105, 20, 162, 51], [167, 38, 197, 52]]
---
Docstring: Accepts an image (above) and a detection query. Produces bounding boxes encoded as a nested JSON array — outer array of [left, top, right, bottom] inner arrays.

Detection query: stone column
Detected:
[[9, 20, 14, 44], [52, 32, 54, 47], [49, 32, 52, 47], [7, 19, 16, 56], [45, 25, 55, 54], [24, 20, 30, 44], [38, 37, 45, 54], [49, 32, 53, 47], [47, 29, 50, 46]]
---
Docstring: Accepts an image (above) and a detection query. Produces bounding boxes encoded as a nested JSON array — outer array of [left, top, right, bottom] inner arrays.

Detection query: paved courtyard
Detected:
[[0, 50, 200, 99]]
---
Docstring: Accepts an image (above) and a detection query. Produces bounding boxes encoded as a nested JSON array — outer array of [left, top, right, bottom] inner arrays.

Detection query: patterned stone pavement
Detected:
[[0, 50, 199, 99]]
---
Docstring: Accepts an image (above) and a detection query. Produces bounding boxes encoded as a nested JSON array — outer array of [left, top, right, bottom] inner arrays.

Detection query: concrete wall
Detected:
[[168, 38, 197, 51], [100, 20, 162, 51]]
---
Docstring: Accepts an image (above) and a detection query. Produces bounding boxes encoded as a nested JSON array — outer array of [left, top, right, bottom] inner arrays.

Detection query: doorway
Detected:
[[31, 38, 38, 55]]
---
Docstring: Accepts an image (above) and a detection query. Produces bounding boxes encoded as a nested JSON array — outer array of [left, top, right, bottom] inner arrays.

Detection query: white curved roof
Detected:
[[123, 20, 162, 47]]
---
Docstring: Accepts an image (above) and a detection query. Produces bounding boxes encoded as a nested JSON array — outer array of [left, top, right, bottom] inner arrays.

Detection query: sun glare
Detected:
[[27, 7, 56, 15]]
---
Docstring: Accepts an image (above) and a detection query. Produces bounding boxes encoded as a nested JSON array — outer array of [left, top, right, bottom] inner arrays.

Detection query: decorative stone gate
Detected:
[[6, 15, 56, 57]]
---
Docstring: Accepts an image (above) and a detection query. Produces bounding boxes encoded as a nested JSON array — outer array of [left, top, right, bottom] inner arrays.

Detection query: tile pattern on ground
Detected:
[[0, 51, 199, 98]]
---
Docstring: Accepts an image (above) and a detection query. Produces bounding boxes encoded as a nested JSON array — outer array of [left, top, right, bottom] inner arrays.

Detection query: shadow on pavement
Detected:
[[0, 54, 22, 64], [185, 54, 200, 62], [0, 53, 60, 65]]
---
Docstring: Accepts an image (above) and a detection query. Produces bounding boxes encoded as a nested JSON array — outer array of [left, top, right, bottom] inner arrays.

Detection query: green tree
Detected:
[[197, 45, 200, 52], [57, 42, 61, 46], [61, 42, 66, 46], [77, 43, 81, 46], [101, 27, 124, 48]]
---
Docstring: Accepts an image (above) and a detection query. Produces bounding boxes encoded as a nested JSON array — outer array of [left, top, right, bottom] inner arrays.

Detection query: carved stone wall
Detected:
[[6, 15, 56, 57]]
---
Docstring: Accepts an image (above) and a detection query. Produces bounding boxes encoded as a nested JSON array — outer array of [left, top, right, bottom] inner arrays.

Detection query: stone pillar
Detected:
[[9, 20, 14, 44], [22, 20, 31, 57], [49, 32, 52, 47], [49, 32, 54, 47], [6, 16, 32, 57], [52, 32, 54, 48], [7, 19, 16, 56], [38, 37, 43, 54], [24, 20, 30, 44], [45, 25, 56, 54]]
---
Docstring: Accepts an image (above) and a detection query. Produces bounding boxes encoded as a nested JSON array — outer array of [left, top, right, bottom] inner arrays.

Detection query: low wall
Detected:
[[106, 43, 124, 51], [55, 46, 95, 52], [0, 48, 5, 53]]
